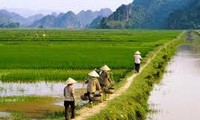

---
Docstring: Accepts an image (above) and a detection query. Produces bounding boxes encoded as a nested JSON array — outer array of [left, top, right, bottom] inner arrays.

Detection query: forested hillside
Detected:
[[167, 0, 200, 29], [92, 0, 198, 29]]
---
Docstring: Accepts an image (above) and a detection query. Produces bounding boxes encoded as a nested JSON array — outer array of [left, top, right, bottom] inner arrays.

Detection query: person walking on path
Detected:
[[134, 51, 142, 73], [64, 77, 77, 120], [85, 70, 102, 105]]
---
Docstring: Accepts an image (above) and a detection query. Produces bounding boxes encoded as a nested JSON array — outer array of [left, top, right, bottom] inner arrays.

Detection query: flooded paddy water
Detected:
[[0, 81, 86, 118], [0, 81, 84, 97], [148, 45, 200, 120]]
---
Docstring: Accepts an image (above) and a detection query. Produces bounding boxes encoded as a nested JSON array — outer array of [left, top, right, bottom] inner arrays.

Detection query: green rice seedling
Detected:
[[0, 30, 181, 83], [0, 30, 181, 69], [0, 69, 126, 83]]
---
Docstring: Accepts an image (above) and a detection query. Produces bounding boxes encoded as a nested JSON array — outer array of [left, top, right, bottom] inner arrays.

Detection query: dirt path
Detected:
[[75, 32, 184, 120], [75, 57, 154, 120]]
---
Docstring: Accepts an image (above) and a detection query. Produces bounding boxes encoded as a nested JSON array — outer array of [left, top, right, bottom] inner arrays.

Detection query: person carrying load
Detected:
[[84, 70, 102, 105], [99, 65, 114, 100]]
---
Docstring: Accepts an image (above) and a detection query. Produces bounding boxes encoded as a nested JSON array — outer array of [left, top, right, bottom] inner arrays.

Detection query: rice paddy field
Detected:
[[0, 29, 181, 82], [0, 29, 182, 119]]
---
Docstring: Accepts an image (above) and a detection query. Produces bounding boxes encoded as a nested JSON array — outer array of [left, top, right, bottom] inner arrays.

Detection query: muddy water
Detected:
[[0, 81, 85, 97], [148, 45, 200, 120], [0, 112, 10, 119], [0, 81, 86, 118]]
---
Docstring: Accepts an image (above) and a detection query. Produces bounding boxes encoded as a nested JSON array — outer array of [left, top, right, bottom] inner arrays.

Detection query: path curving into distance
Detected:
[[75, 32, 185, 120]]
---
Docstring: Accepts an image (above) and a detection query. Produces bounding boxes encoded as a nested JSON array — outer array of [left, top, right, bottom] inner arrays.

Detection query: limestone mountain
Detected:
[[87, 16, 104, 28], [31, 15, 56, 28], [54, 11, 80, 28], [167, 0, 200, 29], [0, 9, 44, 27], [94, 0, 196, 29], [77, 8, 112, 27], [31, 11, 80, 28], [26, 14, 44, 26], [0, 10, 26, 26], [31, 8, 112, 28], [0, 8, 112, 28]]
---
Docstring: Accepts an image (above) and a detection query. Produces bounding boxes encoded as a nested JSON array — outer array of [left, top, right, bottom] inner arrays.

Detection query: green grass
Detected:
[[0, 69, 126, 82], [0, 42, 146, 69], [0, 29, 182, 82]]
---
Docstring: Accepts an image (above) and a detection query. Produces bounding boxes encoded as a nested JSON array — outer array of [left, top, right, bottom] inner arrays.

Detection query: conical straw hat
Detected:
[[135, 51, 141, 55], [66, 77, 77, 85], [88, 70, 99, 77], [100, 65, 111, 71]]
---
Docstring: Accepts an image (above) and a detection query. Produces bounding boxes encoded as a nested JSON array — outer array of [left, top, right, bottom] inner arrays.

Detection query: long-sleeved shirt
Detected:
[[134, 54, 142, 64], [86, 77, 101, 93], [63, 85, 75, 101], [99, 71, 112, 87]]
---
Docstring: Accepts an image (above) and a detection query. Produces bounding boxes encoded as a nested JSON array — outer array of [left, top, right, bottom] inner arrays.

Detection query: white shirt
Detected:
[[134, 54, 142, 64]]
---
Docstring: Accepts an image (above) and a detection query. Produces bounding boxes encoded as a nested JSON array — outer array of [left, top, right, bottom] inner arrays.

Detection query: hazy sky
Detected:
[[0, 0, 133, 14]]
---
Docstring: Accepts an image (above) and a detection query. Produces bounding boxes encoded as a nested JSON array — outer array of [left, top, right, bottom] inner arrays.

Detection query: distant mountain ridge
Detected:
[[3, 0, 199, 30], [0, 9, 44, 27], [0, 10, 26, 25], [77, 8, 112, 27], [0, 8, 112, 28], [92, 0, 199, 29], [31, 8, 112, 28]]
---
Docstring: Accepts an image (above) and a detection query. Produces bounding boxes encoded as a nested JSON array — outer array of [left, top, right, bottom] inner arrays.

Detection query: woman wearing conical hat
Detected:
[[99, 65, 112, 88], [84, 70, 102, 104], [99, 65, 113, 101], [63, 77, 77, 120], [134, 51, 142, 73]]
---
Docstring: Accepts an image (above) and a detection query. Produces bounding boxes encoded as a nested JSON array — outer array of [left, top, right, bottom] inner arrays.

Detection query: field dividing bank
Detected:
[[84, 31, 185, 120], [0, 29, 181, 82]]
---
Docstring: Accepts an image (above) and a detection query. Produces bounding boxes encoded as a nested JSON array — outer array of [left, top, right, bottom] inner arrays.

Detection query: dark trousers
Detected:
[[64, 101, 75, 120], [85, 91, 94, 103], [134, 63, 140, 73]]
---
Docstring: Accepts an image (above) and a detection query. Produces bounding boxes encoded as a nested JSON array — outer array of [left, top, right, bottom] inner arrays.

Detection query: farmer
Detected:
[[84, 70, 102, 104], [134, 50, 142, 73], [99, 65, 113, 100], [99, 65, 113, 89], [63, 77, 77, 120]]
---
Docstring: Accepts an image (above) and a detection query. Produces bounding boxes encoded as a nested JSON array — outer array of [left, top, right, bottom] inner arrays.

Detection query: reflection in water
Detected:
[[147, 45, 200, 120], [0, 112, 10, 118], [0, 81, 84, 97]]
